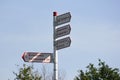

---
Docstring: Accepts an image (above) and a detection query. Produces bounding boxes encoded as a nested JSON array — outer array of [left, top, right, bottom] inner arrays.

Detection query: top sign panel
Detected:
[[55, 12, 71, 26]]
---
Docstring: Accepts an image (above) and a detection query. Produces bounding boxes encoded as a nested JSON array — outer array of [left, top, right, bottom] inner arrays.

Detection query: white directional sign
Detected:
[[55, 12, 71, 26], [55, 37, 71, 50], [22, 52, 53, 63], [55, 24, 71, 38]]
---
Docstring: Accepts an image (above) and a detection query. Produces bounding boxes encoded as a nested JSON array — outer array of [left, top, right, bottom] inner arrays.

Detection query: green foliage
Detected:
[[74, 59, 120, 80], [13, 64, 42, 80]]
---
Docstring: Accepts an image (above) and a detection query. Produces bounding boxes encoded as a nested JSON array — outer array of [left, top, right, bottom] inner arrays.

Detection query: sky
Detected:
[[0, 0, 120, 80]]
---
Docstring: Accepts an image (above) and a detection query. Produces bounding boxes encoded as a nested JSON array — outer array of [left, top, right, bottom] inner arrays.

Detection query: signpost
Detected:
[[22, 52, 53, 63], [22, 12, 72, 80], [53, 12, 71, 80], [55, 37, 71, 50], [55, 24, 71, 38], [55, 12, 71, 26]]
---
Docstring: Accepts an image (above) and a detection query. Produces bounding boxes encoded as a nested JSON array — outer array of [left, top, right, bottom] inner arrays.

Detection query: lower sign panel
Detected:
[[22, 52, 53, 63], [55, 37, 71, 50]]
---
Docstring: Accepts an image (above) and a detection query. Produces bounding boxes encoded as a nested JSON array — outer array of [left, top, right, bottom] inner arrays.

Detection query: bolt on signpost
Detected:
[[22, 12, 71, 80]]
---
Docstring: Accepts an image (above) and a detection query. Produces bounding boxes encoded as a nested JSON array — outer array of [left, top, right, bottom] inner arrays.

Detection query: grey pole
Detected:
[[53, 12, 58, 80]]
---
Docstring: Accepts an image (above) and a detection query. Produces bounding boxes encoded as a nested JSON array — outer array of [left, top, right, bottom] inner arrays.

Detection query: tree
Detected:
[[58, 69, 66, 80], [13, 64, 42, 80], [13, 64, 66, 80], [40, 65, 66, 80], [74, 59, 120, 80]]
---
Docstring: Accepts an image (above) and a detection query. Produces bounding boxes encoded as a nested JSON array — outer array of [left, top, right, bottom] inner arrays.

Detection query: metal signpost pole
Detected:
[[53, 12, 58, 80]]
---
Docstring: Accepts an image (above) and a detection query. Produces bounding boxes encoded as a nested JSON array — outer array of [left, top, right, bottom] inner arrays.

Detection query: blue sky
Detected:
[[0, 0, 120, 80]]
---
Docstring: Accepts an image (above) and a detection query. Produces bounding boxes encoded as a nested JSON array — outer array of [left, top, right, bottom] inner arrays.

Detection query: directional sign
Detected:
[[55, 12, 71, 26], [55, 37, 71, 50], [55, 24, 71, 38], [22, 52, 53, 63]]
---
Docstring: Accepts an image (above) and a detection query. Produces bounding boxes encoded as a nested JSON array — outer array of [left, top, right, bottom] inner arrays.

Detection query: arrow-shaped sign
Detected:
[[55, 12, 71, 26], [55, 24, 71, 39], [55, 37, 71, 50], [22, 52, 53, 63]]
